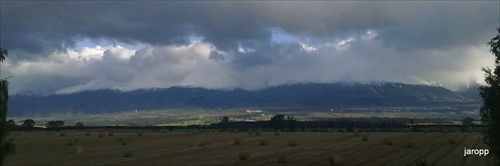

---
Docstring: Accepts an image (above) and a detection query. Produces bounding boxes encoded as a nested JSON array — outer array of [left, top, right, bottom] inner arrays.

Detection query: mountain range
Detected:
[[8, 82, 479, 116]]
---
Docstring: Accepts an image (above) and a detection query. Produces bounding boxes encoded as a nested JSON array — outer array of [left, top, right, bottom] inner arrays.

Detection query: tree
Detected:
[[75, 122, 84, 128], [46, 120, 64, 128], [480, 28, 500, 160], [0, 45, 14, 166], [462, 117, 474, 127], [220, 116, 230, 130], [270, 114, 286, 131], [6, 120, 15, 128], [21, 119, 35, 128]]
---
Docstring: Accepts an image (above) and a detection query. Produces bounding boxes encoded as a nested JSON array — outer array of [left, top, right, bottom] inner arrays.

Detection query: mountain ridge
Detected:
[[8, 82, 477, 116]]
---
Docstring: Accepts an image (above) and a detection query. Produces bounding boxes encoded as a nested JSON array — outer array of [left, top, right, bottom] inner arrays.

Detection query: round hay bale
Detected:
[[121, 141, 128, 145], [256, 130, 263, 136], [124, 150, 133, 157], [289, 139, 297, 147], [108, 132, 114, 136], [329, 155, 342, 166], [234, 139, 242, 145], [448, 138, 456, 145], [407, 141, 415, 148], [275, 130, 281, 136], [260, 140, 268, 146], [483, 135, 490, 144], [278, 155, 288, 164], [73, 146, 83, 154], [239, 151, 250, 160], [137, 132, 143, 136], [60, 133, 66, 137], [46, 132, 52, 135], [353, 131, 360, 137], [118, 138, 124, 142], [362, 135, 368, 141], [384, 138, 392, 146], [248, 131, 253, 135], [85, 132, 91, 137], [98, 133, 105, 138]]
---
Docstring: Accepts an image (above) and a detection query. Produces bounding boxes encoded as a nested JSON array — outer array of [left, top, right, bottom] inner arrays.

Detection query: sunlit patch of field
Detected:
[[4, 130, 496, 166]]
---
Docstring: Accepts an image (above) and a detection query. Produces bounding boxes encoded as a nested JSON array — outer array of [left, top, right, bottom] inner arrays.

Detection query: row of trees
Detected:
[[6, 119, 84, 128]]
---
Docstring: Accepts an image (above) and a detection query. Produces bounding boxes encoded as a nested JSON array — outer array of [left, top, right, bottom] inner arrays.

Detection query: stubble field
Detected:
[[4, 130, 497, 166]]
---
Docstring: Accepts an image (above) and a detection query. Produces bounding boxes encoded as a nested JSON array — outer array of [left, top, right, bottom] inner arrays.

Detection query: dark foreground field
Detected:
[[4, 130, 497, 166]]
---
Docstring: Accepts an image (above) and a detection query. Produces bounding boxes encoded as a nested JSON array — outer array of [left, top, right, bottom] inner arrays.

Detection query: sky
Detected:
[[0, 1, 499, 95]]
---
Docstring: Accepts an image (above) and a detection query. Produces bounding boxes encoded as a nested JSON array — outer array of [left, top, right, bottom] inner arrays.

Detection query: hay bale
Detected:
[[239, 151, 250, 160], [108, 132, 114, 136], [98, 133, 105, 138], [260, 140, 268, 146], [118, 137, 124, 142], [275, 130, 281, 136], [73, 146, 83, 154], [339, 129, 347, 133], [121, 141, 128, 145], [289, 139, 297, 147], [137, 132, 143, 136], [46, 132, 52, 135], [248, 131, 253, 135], [407, 141, 415, 148], [278, 155, 288, 164], [353, 131, 360, 137], [60, 132, 66, 137], [483, 135, 490, 144], [329, 155, 342, 166], [384, 138, 392, 146], [234, 139, 242, 145], [124, 150, 133, 157], [256, 130, 263, 136], [362, 135, 368, 141], [85, 132, 91, 137], [448, 138, 456, 145]]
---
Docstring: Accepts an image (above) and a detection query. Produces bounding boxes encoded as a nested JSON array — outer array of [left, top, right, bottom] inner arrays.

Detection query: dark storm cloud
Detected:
[[3, 1, 496, 54], [0, 1, 498, 94]]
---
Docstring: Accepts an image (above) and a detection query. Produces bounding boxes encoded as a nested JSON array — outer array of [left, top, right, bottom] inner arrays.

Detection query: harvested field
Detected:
[[4, 131, 497, 166]]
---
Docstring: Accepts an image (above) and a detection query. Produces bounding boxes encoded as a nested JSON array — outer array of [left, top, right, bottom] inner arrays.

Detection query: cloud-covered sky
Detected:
[[0, 1, 498, 95]]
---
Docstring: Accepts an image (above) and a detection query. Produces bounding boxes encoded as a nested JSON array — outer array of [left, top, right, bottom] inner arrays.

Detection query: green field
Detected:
[[4, 130, 497, 166]]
